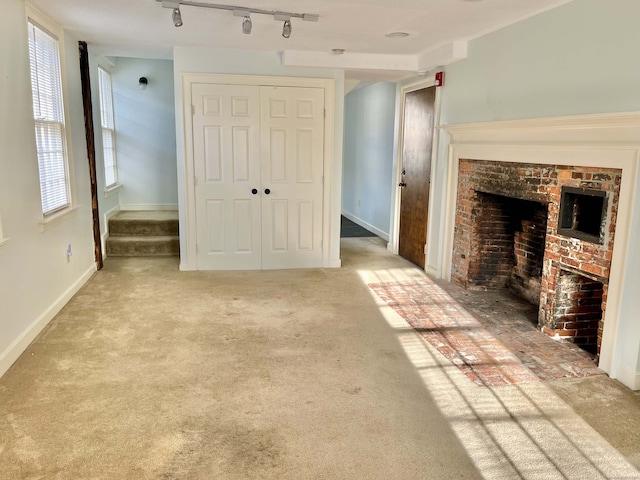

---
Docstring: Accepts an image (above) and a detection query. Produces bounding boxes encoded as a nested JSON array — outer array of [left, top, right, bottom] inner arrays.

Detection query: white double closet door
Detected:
[[192, 83, 325, 270]]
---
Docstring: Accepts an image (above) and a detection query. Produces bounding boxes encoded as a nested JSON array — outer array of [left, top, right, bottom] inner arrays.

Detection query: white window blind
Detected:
[[27, 20, 71, 216], [98, 67, 118, 188]]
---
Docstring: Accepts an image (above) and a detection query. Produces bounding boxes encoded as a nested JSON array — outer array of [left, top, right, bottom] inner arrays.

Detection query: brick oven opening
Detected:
[[467, 192, 547, 309], [553, 270, 603, 355], [558, 186, 607, 244]]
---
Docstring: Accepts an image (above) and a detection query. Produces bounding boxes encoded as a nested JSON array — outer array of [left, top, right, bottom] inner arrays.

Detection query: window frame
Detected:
[[97, 65, 119, 191], [26, 5, 77, 229]]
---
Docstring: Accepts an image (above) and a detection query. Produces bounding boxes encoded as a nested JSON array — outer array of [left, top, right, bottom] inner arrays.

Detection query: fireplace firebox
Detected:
[[452, 159, 621, 357]]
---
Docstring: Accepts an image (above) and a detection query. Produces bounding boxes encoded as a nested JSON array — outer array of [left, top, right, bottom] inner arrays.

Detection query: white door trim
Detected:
[[389, 76, 443, 275], [181, 73, 336, 270]]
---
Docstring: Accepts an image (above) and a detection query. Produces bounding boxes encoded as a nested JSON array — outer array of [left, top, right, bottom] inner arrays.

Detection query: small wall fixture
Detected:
[[282, 20, 292, 38], [242, 15, 252, 34], [172, 7, 183, 27], [139, 77, 148, 90]]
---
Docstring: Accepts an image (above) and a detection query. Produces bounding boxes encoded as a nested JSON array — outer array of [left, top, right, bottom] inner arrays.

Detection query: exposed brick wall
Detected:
[[508, 204, 547, 305], [467, 193, 516, 289], [452, 159, 621, 356]]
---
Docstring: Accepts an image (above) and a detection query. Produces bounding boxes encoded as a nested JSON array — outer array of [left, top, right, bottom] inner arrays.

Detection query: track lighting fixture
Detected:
[[172, 7, 183, 27], [282, 20, 292, 39], [242, 15, 252, 34], [157, 1, 318, 35]]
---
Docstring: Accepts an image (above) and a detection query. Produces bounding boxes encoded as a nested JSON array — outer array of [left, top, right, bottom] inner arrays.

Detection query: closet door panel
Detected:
[[192, 84, 262, 270], [260, 86, 325, 269]]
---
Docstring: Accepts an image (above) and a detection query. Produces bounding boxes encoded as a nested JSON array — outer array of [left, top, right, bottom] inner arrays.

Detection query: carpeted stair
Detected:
[[106, 211, 179, 257]]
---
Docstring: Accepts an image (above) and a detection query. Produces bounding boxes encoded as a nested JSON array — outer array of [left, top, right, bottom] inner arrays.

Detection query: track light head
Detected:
[[282, 20, 292, 38], [172, 7, 183, 27], [242, 15, 252, 34]]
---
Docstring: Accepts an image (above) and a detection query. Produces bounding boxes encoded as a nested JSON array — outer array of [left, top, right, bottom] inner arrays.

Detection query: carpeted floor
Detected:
[[0, 237, 638, 478]]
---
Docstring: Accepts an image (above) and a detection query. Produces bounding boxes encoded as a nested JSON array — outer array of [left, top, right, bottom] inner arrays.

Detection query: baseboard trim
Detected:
[[341, 211, 389, 241], [615, 364, 640, 391], [327, 258, 342, 268], [120, 204, 179, 211], [0, 264, 97, 379]]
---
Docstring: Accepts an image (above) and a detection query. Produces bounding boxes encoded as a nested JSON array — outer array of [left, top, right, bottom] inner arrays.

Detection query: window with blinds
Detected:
[[98, 67, 118, 189], [27, 19, 71, 216]]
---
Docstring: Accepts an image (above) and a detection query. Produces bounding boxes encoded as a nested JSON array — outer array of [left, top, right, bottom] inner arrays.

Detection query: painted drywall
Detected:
[[441, 0, 640, 124], [112, 57, 178, 209], [426, 0, 640, 387], [173, 48, 345, 270], [342, 82, 396, 239], [0, 0, 97, 376]]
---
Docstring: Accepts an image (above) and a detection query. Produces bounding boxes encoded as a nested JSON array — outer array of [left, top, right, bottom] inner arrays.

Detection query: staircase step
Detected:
[[106, 235, 179, 257], [109, 211, 178, 237]]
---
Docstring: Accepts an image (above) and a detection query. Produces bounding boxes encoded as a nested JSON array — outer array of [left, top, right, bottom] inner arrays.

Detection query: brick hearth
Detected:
[[452, 159, 621, 356]]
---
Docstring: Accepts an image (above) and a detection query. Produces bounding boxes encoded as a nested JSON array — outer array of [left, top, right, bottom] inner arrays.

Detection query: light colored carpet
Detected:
[[0, 237, 637, 479]]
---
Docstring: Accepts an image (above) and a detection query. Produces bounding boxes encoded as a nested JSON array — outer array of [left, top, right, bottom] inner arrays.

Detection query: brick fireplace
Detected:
[[451, 159, 621, 357], [438, 113, 640, 387]]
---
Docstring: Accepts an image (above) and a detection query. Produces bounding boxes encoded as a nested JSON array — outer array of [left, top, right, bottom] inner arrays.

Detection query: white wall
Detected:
[[427, 0, 640, 387], [342, 82, 396, 239], [173, 48, 345, 270], [112, 57, 178, 209], [0, 0, 97, 376]]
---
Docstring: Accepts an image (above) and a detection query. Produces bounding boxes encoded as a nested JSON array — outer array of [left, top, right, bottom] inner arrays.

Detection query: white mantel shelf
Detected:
[[442, 112, 640, 146]]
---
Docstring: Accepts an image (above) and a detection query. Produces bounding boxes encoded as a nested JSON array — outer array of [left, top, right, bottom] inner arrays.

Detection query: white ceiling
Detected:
[[29, 0, 574, 80]]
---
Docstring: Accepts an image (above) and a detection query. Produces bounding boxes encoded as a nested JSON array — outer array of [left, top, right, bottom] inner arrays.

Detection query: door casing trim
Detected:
[[389, 76, 442, 275]]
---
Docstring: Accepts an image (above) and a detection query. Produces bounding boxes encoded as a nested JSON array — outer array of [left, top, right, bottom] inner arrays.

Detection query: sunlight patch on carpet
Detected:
[[369, 280, 541, 387]]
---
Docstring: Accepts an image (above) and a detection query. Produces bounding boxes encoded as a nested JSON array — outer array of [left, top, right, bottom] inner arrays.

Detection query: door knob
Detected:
[[399, 182, 407, 188], [251, 188, 258, 195], [264, 188, 271, 195]]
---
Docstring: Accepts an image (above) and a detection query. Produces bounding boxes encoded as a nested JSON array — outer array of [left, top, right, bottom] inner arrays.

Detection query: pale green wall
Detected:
[[343, 82, 396, 238], [442, 0, 640, 124]]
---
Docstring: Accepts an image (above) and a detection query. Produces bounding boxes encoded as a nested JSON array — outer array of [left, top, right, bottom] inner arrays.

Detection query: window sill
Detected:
[[39, 205, 79, 232], [0, 238, 9, 250], [104, 184, 122, 198]]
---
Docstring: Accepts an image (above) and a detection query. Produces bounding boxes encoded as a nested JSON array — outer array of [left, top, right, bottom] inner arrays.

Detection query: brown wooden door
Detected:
[[398, 87, 436, 268]]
